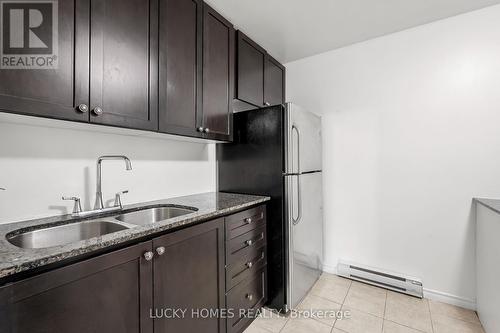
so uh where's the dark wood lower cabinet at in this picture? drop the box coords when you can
[0,206,267,333]
[226,269,267,333]
[0,241,154,333]
[153,218,225,333]
[224,206,268,333]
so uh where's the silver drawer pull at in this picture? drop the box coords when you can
[244,217,252,224]
[246,293,253,301]
[245,239,253,246]
[246,261,253,268]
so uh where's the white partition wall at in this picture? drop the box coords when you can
[476,203,500,333]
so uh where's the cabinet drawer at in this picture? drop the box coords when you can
[226,246,266,291]
[227,226,266,266]
[225,205,265,240]
[226,268,267,333]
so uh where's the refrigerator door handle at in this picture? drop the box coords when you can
[292,124,301,174]
[292,175,302,225]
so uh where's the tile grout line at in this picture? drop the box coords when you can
[384,319,430,333]
[426,299,436,333]
[277,308,290,333]
[334,279,352,330]
[341,279,353,305]
[381,290,388,333]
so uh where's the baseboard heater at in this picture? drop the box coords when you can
[337,261,423,298]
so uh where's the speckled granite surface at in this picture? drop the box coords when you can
[475,198,500,215]
[0,192,269,280]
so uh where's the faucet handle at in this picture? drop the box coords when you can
[114,190,129,209]
[62,196,83,215]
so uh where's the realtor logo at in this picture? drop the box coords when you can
[1,0,58,69]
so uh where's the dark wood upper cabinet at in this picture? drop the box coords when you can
[159,0,203,138]
[0,241,154,333]
[235,31,285,111]
[0,0,282,141]
[202,4,234,141]
[0,0,90,122]
[235,31,266,108]
[89,0,158,131]
[264,55,285,107]
[152,218,225,333]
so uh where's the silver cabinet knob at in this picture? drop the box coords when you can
[197,127,204,132]
[245,239,253,246]
[246,293,253,301]
[143,251,154,261]
[156,246,166,256]
[264,102,271,106]
[93,107,103,116]
[77,104,88,113]
[246,261,253,268]
[244,217,252,224]
[203,128,210,133]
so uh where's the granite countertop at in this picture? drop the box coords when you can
[475,198,500,214]
[0,192,270,280]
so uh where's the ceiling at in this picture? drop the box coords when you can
[205,0,500,63]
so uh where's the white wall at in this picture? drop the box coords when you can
[0,115,216,224]
[286,4,500,307]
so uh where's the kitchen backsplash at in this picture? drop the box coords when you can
[0,114,216,224]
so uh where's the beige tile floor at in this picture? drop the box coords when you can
[244,273,484,333]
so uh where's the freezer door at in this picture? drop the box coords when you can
[285,172,323,309]
[285,103,322,174]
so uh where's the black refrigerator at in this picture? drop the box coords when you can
[217,103,323,311]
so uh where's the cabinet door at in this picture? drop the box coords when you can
[89,0,158,130]
[236,31,265,107]
[153,218,225,333]
[264,55,285,107]
[202,4,234,141]
[0,241,154,333]
[159,0,203,137]
[0,0,89,122]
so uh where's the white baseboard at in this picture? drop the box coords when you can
[321,263,476,311]
[423,288,476,311]
[322,263,338,275]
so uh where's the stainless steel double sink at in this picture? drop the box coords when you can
[7,206,197,249]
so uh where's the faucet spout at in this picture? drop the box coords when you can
[94,155,132,210]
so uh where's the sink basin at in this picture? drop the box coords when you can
[7,221,129,249]
[114,206,197,226]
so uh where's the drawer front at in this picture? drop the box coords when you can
[226,268,267,333]
[226,246,266,290]
[227,226,266,266]
[225,205,266,240]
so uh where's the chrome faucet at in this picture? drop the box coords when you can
[94,155,132,210]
